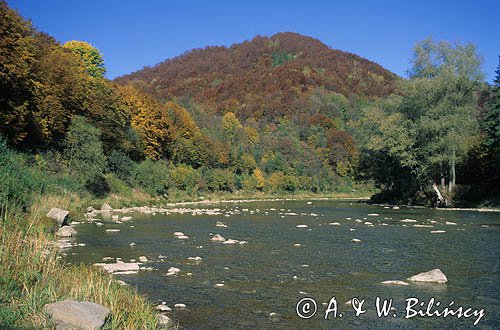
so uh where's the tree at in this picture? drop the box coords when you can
[63,116,107,182]
[63,40,106,78]
[359,39,483,204]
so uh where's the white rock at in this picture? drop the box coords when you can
[188,256,202,261]
[401,219,417,223]
[351,238,362,243]
[173,232,185,237]
[222,239,239,245]
[329,222,341,226]
[293,243,301,247]
[364,221,373,225]
[177,235,189,239]
[138,256,148,263]
[430,230,446,234]
[445,221,457,225]
[407,269,447,284]
[296,224,308,228]
[214,283,225,288]
[93,262,140,273]
[174,303,186,309]
[368,213,379,216]
[129,242,136,247]
[155,304,172,312]
[95,222,104,227]
[105,229,120,233]
[381,280,409,286]
[211,234,226,242]
[216,221,228,228]
[121,216,132,221]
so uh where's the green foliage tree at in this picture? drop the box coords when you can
[63,116,107,183]
[63,40,106,78]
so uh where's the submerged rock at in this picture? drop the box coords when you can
[157,314,175,328]
[47,208,69,227]
[216,221,228,228]
[44,300,109,330]
[407,268,447,284]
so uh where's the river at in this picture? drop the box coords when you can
[64,200,500,329]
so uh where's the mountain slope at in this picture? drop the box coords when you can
[115,32,398,120]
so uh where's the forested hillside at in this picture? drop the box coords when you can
[116,32,397,120]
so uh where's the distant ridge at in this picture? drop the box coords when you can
[116,32,398,119]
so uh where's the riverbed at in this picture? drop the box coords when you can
[64,200,500,329]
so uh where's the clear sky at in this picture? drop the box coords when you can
[7,0,499,82]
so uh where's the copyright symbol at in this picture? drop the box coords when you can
[296,297,317,319]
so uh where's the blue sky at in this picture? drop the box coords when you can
[7,0,499,81]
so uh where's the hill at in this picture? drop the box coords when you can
[115,32,398,120]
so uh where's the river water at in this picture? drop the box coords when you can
[64,200,499,329]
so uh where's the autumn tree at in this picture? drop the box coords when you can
[63,40,106,78]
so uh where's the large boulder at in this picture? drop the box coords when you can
[407,268,448,284]
[157,314,176,328]
[43,300,109,330]
[47,208,69,227]
[56,226,77,237]
[101,203,113,211]
[93,262,140,273]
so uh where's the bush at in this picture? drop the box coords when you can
[0,138,40,215]
[107,150,136,182]
[205,168,236,192]
[63,116,107,183]
[169,164,201,194]
[134,159,170,196]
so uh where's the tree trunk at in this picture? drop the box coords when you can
[431,181,447,206]
[449,149,456,193]
[440,163,445,190]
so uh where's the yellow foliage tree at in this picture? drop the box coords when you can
[253,168,265,190]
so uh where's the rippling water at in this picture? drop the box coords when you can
[64,200,500,329]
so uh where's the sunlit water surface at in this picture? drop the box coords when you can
[64,200,499,329]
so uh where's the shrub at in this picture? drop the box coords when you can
[63,116,107,183]
[134,159,169,196]
[205,168,236,192]
[169,164,201,194]
[107,150,136,182]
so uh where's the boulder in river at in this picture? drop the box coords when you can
[216,221,228,228]
[157,314,176,328]
[93,262,140,273]
[43,300,109,330]
[211,234,226,242]
[55,225,77,237]
[101,202,113,211]
[407,268,447,284]
[46,208,69,227]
